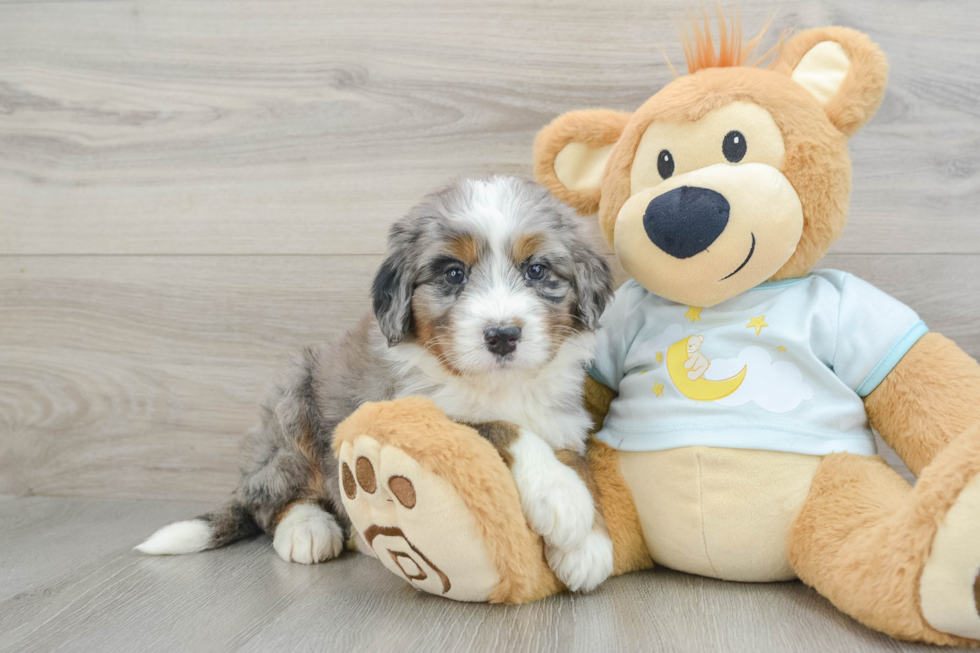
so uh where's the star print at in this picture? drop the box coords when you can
[638,370,649,376]
[652,382,664,397]
[777,346,787,352]
[746,315,769,336]
[655,352,663,363]
[685,306,703,323]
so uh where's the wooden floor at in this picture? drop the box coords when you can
[0,495,937,653]
[1,0,978,649]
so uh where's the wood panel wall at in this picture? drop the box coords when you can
[2,0,978,500]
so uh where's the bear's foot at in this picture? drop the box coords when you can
[334,398,564,604]
[919,472,980,641]
[338,431,500,601]
[791,443,980,646]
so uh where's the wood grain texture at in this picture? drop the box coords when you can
[1,0,979,255]
[0,2,977,506]
[0,253,970,499]
[0,255,375,499]
[0,496,938,653]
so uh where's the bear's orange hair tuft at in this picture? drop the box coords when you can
[679,6,781,75]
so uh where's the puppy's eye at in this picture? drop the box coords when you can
[657,150,674,179]
[723,130,747,163]
[445,267,467,285]
[525,263,547,281]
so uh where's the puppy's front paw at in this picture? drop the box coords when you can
[547,530,614,592]
[272,503,344,564]
[515,461,595,551]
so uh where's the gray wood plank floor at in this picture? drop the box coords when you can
[0,495,935,653]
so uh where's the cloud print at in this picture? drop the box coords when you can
[708,346,814,413]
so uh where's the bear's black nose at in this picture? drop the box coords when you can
[642,186,730,259]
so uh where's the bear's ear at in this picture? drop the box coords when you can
[534,109,632,215]
[775,27,888,138]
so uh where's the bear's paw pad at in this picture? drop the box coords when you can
[338,435,501,602]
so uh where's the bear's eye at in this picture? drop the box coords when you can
[723,130,747,163]
[657,149,674,179]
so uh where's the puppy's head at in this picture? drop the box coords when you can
[373,176,613,376]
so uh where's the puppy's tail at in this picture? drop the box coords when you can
[135,500,260,556]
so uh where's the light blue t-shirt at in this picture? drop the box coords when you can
[589,270,928,456]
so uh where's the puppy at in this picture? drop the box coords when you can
[137,175,615,591]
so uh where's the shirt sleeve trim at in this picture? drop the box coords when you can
[855,321,929,397]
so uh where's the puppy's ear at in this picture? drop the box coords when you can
[534,110,632,215]
[775,27,888,138]
[572,245,614,331]
[372,246,415,346]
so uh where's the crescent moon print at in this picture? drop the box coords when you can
[666,338,746,401]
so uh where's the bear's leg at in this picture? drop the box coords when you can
[333,397,564,604]
[582,376,655,577]
[788,428,980,646]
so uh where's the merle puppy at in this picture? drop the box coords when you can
[138,175,616,591]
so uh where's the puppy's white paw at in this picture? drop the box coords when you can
[516,460,595,551]
[547,530,614,593]
[272,504,344,565]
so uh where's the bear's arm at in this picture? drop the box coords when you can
[584,375,616,434]
[864,332,980,476]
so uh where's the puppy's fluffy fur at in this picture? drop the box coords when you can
[137,176,615,591]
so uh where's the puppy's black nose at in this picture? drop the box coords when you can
[484,326,521,356]
[643,186,730,259]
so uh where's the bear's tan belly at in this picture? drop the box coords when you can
[617,446,822,582]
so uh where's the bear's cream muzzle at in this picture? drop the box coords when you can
[614,162,804,307]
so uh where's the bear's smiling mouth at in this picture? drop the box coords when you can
[719,233,756,281]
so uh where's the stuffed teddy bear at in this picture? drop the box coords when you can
[334,19,980,646]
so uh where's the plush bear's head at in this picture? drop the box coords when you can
[687,335,704,354]
[534,19,888,307]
